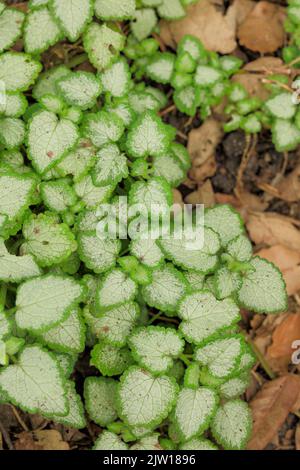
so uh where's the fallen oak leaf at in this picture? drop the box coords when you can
[187,118,223,183]
[281,265,300,296]
[189,157,217,182]
[185,180,216,207]
[246,212,300,252]
[256,246,300,296]
[243,56,286,73]
[214,191,267,221]
[14,430,70,451]
[159,0,238,54]
[187,119,223,165]
[276,164,300,203]
[247,375,300,450]
[226,0,256,28]
[267,314,300,370]
[232,57,285,100]
[256,245,300,272]
[237,1,286,53]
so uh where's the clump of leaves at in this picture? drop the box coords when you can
[130,32,300,152]
[0,0,288,452]
[282,0,300,68]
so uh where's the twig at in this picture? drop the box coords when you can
[251,369,264,387]
[148,311,163,325]
[234,133,253,198]
[256,182,280,198]
[148,312,179,325]
[288,56,300,68]
[159,104,176,117]
[293,293,300,306]
[10,405,29,432]
[280,151,289,177]
[0,421,14,450]
[176,130,188,141]
[261,78,294,94]
[248,338,276,380]
[152,32,166,52]
[184,116,194,129]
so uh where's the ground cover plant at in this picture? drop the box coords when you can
[0,0,297,451]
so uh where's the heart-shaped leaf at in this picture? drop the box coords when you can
[0,345,68,417]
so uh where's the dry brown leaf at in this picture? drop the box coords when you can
[276,164,300,203]
[188,118,223,165]
[232,73,270,100]
[188,119,222,183]
[282,266,300,296]
[14,430,70,451]
[243,56,286,73]
[226,0,256,27]
[256,245,300,296]
[185,180,216,206]
[159,0,238,54]
[253,334,272,358]
[237,1,285,53]
[214,191,267,222]
[172,188,184,206]
[11,2,28,13]
[256,245,300,272]
[246,212,300,251]
[232,57,285,100]
[247,375,300,450]
[172,189,184,215]
[189,157,217,182]
[267,314,300,365]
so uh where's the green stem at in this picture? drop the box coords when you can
[119,248,130,257]
[66,53,88,69]
[10,238,24,255]
[5,307,17,316]
[0,284,7,310]
[148,311,163,325]
[179,353,191,367]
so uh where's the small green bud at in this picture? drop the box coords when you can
[223,114,242,133]
[237,97,262,115]
[130,264,152,286]
[175,51,196,74]
[107,421,125,434]
[118,256,139,273]
[160,438,177,450]
[5,336,25,356]
[171,71,193,89]
[140,38,159,56]
[240,113,262,134]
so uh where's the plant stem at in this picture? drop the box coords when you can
[66,53,88,69]
[148,311,163,325]
[288,56,300,67]
[179,353,191,367]
[5,307,17,316]
[0,285,7,309]
[248,338,276,380]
